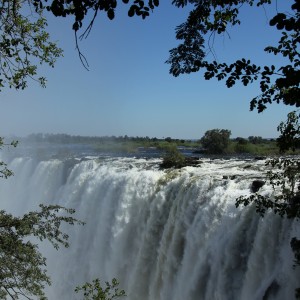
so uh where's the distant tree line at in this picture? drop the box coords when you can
[198,130,281,155]
[17,131,296,157]
[21,133,190,145]
[21,133,275,145]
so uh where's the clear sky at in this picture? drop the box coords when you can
[0,1,294,139]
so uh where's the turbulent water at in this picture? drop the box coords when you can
[1,153,300,300]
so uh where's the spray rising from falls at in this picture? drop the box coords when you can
[0,155,299,300]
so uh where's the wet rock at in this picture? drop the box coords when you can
[160,156,200,170]
[184,156,200,167]
[243,165,252,169]
[251,180,265,193]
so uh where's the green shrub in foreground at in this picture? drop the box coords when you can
[160,146,186,169]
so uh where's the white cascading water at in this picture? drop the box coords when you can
[0,154,299,300]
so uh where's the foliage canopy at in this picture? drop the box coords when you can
[0,204,84,299]
[28,0,299,113]
[75,278,125,300]
[200,129,231,154]
[0,139,84,299]
[167,0,300,114]
[0,0,63,90]
[160,144,186,169]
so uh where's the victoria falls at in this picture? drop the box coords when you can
[0,138,299,300]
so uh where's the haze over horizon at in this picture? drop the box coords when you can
[0,1,294,140]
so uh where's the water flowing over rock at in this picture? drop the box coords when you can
[0,155,299,300]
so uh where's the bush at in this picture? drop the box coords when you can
[200,129,231,154]
[75,278,125,300]
[160,145,186,169]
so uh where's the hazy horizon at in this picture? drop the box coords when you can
[5,132,278,141]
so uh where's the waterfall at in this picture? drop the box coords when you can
[0,155,299,300]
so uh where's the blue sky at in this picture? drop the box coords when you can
[0,1,294,139]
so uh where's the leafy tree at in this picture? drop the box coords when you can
[166,0,300,147]
[235,137,248,145]
[0,205,84,299]
[0,138,18,179]
[234,137,251,153]
[75,278,125,300]
[164,137,173,143]
[236,158,300,218]
[0,139,84,299]
[248,136,263,144]
[236,112,300,222]
[200,129,231,154]
[0,0,63,90]
[160,144,186,169]
[277,111,300,152]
